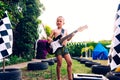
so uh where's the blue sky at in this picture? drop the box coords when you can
[40,0,120,42]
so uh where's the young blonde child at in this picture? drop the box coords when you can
[48,16,73,80]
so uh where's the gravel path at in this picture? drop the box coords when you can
[0,59,42,69]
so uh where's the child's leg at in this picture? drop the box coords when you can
[56,55,62,80]
[64,54,72,80]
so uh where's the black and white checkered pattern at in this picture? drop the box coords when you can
[0,11,13,59]
[108,4,120,70]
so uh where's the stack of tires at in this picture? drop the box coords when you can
[0,68,22,80]
[92,65,110,75]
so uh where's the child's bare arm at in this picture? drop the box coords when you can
[47,30,54,43]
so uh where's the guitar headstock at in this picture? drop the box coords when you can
[77,25,88,32]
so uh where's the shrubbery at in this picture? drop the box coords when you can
[67,40,111,57]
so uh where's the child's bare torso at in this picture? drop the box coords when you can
[53,28,66,38]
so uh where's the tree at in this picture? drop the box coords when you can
[0,1,7,18]
[0,0,44,60]
[13,0,44,60]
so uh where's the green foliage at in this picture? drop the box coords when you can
[67,40,111,57]
[67,42,83,57]
[44,25,52,37]
[9,55,27,64]
[12,0,44,60]
[0,1,8,18]
[0,0,44,61]
[1,0,24,28]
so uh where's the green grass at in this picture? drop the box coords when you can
[22,58,108,80]
[72,59,91,74]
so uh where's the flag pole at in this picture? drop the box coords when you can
[2,58,5,72]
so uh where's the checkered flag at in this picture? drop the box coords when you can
[108,4,120,70]
[0,11,13,59]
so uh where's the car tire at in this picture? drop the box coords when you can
[41,59,55,65]
[27,62,48,70]
[80,59,89,64]
[48,59,55,66]
[92,65,110,75]
[0,68,22,80]
[85,61,101,67]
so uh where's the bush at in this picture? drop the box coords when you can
[67,41,111,57]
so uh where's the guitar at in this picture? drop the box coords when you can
[48,25,88,54]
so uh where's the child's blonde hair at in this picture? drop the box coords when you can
[57,16,65,24]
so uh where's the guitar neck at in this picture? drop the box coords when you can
[59,30,78,44]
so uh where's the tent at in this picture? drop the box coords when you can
[92,43,108,60]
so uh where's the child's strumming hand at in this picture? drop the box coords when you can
[47,37,53,43]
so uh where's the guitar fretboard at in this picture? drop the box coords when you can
[59,30,78,44]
